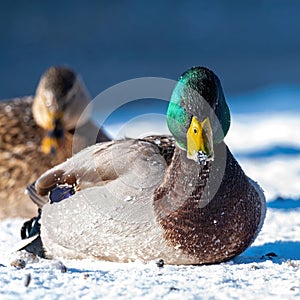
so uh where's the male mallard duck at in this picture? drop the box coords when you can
[24,66,266,264]
[0,66,110,219]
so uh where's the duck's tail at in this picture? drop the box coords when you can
[26,182,49,209]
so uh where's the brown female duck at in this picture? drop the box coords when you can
[0,66,110,219]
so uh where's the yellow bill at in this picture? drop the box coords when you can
[41,111,64,154]
[186,116,214,163]
[41,136,59,154]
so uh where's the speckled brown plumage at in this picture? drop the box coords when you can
[0,97,59,218]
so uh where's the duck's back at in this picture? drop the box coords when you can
[39,140,170,261]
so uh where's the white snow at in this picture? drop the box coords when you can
[1,87,300,299]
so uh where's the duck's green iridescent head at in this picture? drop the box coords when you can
[167,66,231,162]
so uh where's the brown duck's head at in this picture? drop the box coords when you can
[32,66,91,154]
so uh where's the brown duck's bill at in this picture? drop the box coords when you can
[186,116,214,163]
[41,112,65,154]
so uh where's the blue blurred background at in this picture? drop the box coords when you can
[1,0,300,100]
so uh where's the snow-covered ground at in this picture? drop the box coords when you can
[1,87,300,299]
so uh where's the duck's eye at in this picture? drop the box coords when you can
[193,128,198,134]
